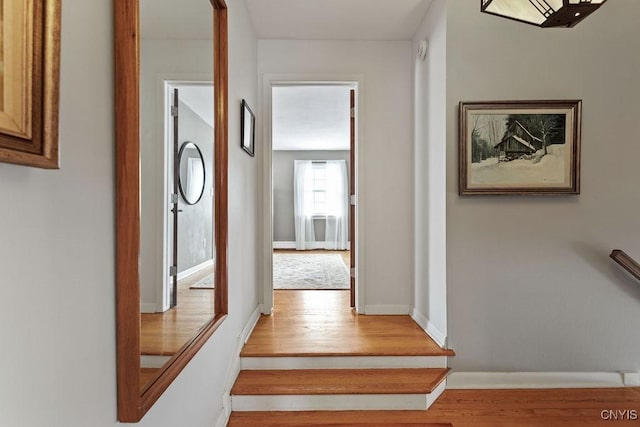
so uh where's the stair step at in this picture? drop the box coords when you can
[228,411,453,426]
[231,368,449,411]
[241,355,448,370]
[232,368,449,396]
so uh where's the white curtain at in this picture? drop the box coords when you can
[294,159,348,250]
[293,160,316,250]
[324,160,349,250]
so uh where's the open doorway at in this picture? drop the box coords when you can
[162,81,215,312]
[269,84,357,307]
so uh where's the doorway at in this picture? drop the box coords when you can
[261,79,363,314]
[162,81,215,312]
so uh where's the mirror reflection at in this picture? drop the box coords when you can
[138,0,215,392]
[178,142,206,205]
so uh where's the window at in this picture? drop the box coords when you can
[308,162,328,215]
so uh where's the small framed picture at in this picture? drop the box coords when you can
[459,100,582,195]
[241,99,255,157]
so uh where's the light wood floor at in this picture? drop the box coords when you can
[229,387,640,426]
[140,264,215,356]
[241,290,453,357]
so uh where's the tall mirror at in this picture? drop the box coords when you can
[115,0,228,422]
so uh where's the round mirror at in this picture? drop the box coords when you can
[178,142,206,205]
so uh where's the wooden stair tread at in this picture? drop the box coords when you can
[231,368,449,396]
[228,411,452,426]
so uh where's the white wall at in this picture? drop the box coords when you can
[0,0,259,425]
[412,0,448,345]
[176,101,214,273]
[446,0,640,372]
[259,40,414,310]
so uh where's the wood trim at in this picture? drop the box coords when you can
[115,0,140,421]
[214,3,229,318]
[115,0,228,421]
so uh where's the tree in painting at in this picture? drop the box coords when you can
[470,114,504,163]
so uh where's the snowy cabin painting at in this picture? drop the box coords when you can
[459,100,582,195]
[494,120,542,161]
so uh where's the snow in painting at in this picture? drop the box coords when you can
[468,112,568,188]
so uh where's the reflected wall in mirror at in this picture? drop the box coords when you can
[179,142,207,205]
[115,0,228,422]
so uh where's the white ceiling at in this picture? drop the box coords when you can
[245,0,433,40]
[273,86,351,151]
[141,0,434,41]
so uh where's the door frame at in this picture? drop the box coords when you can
[259,74,366,314]
[158,76,213,312]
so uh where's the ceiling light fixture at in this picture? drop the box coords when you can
[481,0,607,28]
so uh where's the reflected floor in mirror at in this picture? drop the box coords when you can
[140,264,215,357]
[140,265,215,391]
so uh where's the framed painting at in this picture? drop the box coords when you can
[0,0,61,169]
[241,99,255,157]
[459,100,582,195]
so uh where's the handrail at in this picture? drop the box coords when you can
[610,249,640,282]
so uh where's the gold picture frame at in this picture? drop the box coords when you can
[459,100,582,195]
[0,0,60,169]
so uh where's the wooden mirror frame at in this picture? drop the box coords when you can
[114,0,228,422]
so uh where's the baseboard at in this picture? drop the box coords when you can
[177,259,214,281]
[273,241,350,250]
[365,304,411,315]
[411,308,447,348]
[215,304,262,426]
[214,403,229,427]
[273,241,296,249]
[260,303,273,316]
[447,372,630,389]
[215,398,231,427]
[622,371,640,386]
[140,302,157,314]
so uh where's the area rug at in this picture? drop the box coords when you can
[273,253,349,290]
[189,274,214,290]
